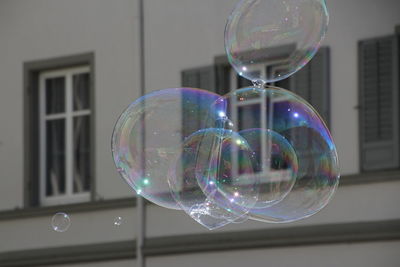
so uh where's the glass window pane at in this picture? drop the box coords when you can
[238,104,261,130]
[73,73,90,111]
[46,119,66,196]
[73,115,91,193]
[46,77,65,114]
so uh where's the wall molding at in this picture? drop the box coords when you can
[339,170,400,186]
[0,241,136,267]
[0,197,136,221]
[1,219,399,266]
[0,170,399,221]
[143,219,400,257]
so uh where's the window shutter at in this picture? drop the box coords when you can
[359,36,399,171]
[290,47,330,126]
[181,66,216,92]
[181,66,217,138]
[215,64,231,95]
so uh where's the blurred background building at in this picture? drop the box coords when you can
[0,0,400,266]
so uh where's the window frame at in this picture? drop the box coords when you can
[24,52,95,208]
[39,66,92,206]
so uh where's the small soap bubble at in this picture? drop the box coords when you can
[114,216,123,226]
[52,212,71,232]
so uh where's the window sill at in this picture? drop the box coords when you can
[340,169,400,186]
[0,197,136,221]
[0,170,399,222]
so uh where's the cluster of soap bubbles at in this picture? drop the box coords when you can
[112,0,339,230]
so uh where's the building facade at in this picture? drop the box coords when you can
[0,0,400,266]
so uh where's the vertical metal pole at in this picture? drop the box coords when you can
[137,0,146,267]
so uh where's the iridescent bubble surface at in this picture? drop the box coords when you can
[52,212,71,232]
[204,86,339,222]
[114,216,123,226]
[168,128,258,230]
[225,0,328,83]
[239,129,298,208]
[112,88,220,209]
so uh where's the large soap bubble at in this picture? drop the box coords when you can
[204,86,339,222]
[168,128,258,229]
[112,88,220,209]
[225,0,328,83]
[239,128,298,208]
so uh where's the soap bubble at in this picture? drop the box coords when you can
[52,212,71,232]
[112,88,220,209]
[239,128,298,208]
[204,86,339,222]
[168,128,258,229]
[114,216,123,226]
[225,0,328,83]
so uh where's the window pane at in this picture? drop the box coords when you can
[238,104,262,172]
[238,104,261,130]
[73,115,91,193]
[46,77,65,114]
[46,119,66,196]
[73,73,90,111]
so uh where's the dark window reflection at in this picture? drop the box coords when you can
[46,119,66,196]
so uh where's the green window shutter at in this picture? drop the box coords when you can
[290,47,330,126]
[359,36,399,171]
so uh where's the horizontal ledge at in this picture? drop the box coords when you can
[0,197,136,221]
[340,170,400,186]
[1,219,399,266]
[144,219,400,257]
[0,240,136,267]
[0,170,399,221]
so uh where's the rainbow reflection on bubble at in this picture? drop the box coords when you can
[239,128,298,208]
[168,128,259,230]
[112,88,220,210]
[204,86,339,222]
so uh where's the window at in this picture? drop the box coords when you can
[24,53,95,207]
[39,67,92,206]
[359,34,399,171]
[226,48,331,126]
[181,48,330,187]
[182,47,330,126]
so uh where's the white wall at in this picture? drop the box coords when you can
[0,0,399,266]
[0,0,141,211]
[0,207,137,252]
[143,0,400,175]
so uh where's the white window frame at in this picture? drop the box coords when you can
[228,60,294,185]
[39,66,91,206]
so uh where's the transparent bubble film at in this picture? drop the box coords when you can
[112,86,339,228]
[52,212,71,232]
[112,88,220,210]
[168,128,258,229]
[225,0,329,83]
[204,86,339,222]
